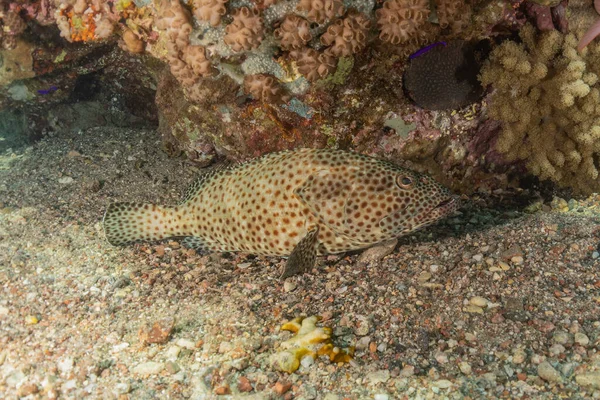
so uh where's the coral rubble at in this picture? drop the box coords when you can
[480,24,600,193]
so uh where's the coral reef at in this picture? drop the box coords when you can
[479,24,600,193]
[244,73,289,103]
[290,48,337,81]
[0,8,27,50]
[193,0,228,27]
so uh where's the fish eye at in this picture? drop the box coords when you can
[396,175,413,189]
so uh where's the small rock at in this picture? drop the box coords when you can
[25,315,38,325]
[214,384,231,395]
[356,336,371,350]
[354,315,371,336]
[283,280,297,292]
[132,362,164,376]
[176,338,196,350]
[165,361,180,374]
[323,394,340,400]
[300,355,314,368]
[366,370,390,385]
[218,341,233,354]
[114,382,131,395]
[459,362,472,375]
[399,365,415,377]
[165,345,181,360]
[238,376,253,392]
[17,383,39,396]
[369,342,377,353]
[549,344,565,356]
[511,256,524,264]
[0,306,8,316]
[434,379,453,389]
[418,271,432,284]
[575,332,590,346]
[464,305,484,314]
[469,296,488,307]
[472,254,484,262]
[58,177,74,184]
[358,239,397,263]
[537,361,563,383]
[552,330,572,345]
[274,381,292,395]
[374,394,389,400]
[138,318,174,345]
[501,245,523,260]
[434,351,448,364]
[576,372,600,389]
[513,348,527,364]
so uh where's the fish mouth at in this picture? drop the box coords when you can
[435,197,457,209]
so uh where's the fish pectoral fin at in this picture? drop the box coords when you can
[181,236,209,253]
[280,226,320,280]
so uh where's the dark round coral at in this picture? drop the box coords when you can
[403,40,486,111]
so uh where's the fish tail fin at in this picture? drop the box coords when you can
[103,202,180,246]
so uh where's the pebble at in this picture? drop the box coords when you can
[132,362,164,376]
[25,315,39,325]
[434,351,448,364]
[575,372,600,389]
[469,296,488,307]
[0,306,8,316]
[165,361,180,374]
[17,383,39,396]
[511,256,524,264]
[537,361,563,383]
[472,254,484,262]
[357,239,397,263]
[300,355,315,368]
[418,271,432,284]
[323,394,340,400]
[399,365,415,377]
[593,251,599,259]
[114,383,131,395]
[356,336,371,350]
[354,315,371,336]
[283,280,297,292]
[176,338,196,350]
[552,330,572,345]
[575,332,590,346]
[512,348,527,364]
[366,370,390,385]
[549,344,565,356]
[374,394,389,400]
[238,376,253,392]
[459,362,472,375]
[165,345,181,360]
[58,177,74,184]
[138,318,174,345]
[433,379,453,389]
[464,305,484,314]
[274,381,292,395]
[219,341,233,353]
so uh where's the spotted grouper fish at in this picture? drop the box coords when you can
[103,148,459,278]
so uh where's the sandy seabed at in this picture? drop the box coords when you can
[1,126,600,399]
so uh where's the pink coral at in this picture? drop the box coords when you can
[243,74,289,103]
[274,15,312,51]
[376,0,429,45]
[290,48,337,81]
[296,0,344,24]
[193,0,228,27]
[182,45,214,77]
[224,7,264,52]
[320,12,371,57]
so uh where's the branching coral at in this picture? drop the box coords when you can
[479,24,600,193]
[290,48,338,81]
[244,73,290,103]
[0,9,27,50]
[224,7,264,52]
[193,0,228,27]
[376,0,430,45]
[296,0,344,24]
[274,15,312,51]
[320,11,371,57]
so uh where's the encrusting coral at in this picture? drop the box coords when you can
[435,0,472,35]
[224,6,264,52]
[479,24,600,193]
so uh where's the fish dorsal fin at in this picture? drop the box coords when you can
[179,163,233,204]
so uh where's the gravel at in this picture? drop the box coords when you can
[1,126,600,398]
